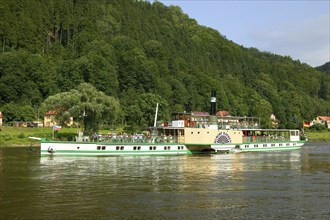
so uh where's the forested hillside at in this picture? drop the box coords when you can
[316,62,330,74]
[0,0,329,129]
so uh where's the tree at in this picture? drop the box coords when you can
[41,83,120,134]
[252,99,273,129]
[0,0,329,130]
[1,102,35,122]
[123,92,169,131]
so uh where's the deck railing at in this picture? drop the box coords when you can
[82,134,179,144]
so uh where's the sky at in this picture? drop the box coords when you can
[155,0,330,67]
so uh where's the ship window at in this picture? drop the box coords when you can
[245,145,249,148]
[271,144,275,147]
[279,143,283,146]
[153,146,156,150]
[102,146,106,150]
[116,146,120,150]
[133,146,137,150]
[77,146,80,149]
[191,132,193,134]
[150,146,153,150]
[97,146,101,150]
[293,143,296,146]
[207,132,209,134]
[254,144,258,148]
[120,146,124,150]
[168,146,170,150]
[263,144,267,147]
[290,131,295,136]
[138,146,141,150]
[178,146,180,150]
[286,143,290,146]
[164,146,167,150]
[197,132,200,134]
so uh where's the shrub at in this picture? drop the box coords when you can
[309,123,327,131]
[17,133,25,139]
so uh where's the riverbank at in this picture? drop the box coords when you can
[305,131,330,142]
[0,126,329,147]
[0,127,84,147]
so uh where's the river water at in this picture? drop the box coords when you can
[0,142,329,219]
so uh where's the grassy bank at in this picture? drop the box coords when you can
[305,131,330,142]
[0,126,124,147]
[0,127,329,147]
[0,126,77,146]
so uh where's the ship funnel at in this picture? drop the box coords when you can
[210,90,216,116]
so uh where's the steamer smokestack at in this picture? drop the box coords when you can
[210,90,216,116]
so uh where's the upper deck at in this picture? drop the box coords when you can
[170,112,260,130]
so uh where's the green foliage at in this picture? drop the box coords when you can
[309,123,328,132]
[0,0,329,130]
[1,103,35,122]
[17,133,25,139]
[252,99,273,128]
[41,83,120,134]
[122,92,169,129]
[315,62,330,74]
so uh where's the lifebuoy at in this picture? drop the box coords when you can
[163,122,169,127]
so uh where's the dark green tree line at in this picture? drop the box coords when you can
[0,0,329,129]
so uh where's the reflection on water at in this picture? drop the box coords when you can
[1,142,329,219]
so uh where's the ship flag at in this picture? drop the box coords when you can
[53,125,62,130]
[303,121,310,127]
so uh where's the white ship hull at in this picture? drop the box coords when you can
[41,141,190,156]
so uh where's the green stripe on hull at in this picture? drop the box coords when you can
[41,141,182,146]
[240,146,301,152]
[41,150,192,156]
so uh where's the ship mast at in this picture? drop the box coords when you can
[153,103,159,128]
[151,103,159,143]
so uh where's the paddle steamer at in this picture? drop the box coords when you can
[31,91,306,156]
